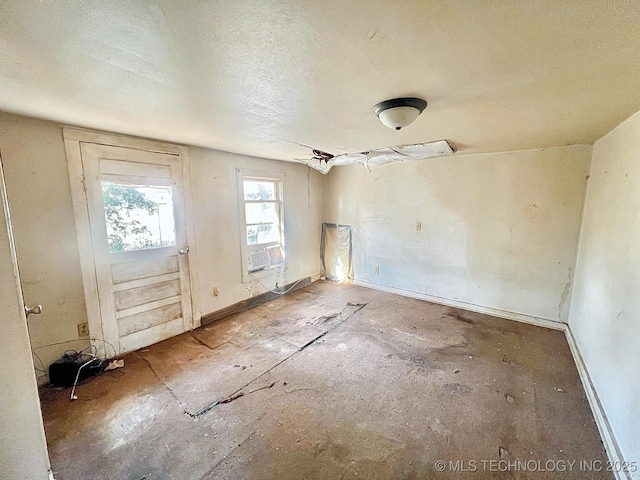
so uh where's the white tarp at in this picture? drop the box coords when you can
[320,223,354,283]
[298,140,454,174]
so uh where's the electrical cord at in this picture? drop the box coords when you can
[31,350,47,376]
[25,318,73,378]
[26,316,47,375]
[248,272,308,295]
[29,337,118,398]
[32,338,90,350]
[68,344,103,401]
[27,316,118,395]
[33,337,116,359]
[70,355,97,401]
[90,337,118,359]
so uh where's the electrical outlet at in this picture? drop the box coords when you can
[373,265,380,274]
[416,221,422,231]
[213,287,219,297]
[77,322,89,337]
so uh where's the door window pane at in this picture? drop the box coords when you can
[243,180,276,201]
[102,182,176,253]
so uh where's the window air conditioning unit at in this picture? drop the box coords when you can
[248,245,282,272]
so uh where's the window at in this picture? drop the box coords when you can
[243,179,281,246]
[238,170,284,280]
[101,182,176,253]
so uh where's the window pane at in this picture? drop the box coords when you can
[102,182,176,253]
[245,202,279,225]
[243,180,276,201]
[247,224,280,245]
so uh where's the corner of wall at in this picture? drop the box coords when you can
[566,109,640,479]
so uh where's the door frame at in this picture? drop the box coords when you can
[63,128,201,357]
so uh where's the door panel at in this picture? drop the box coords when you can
[114,279,181,310]
[79,143,193,354]
[112,271,180,292]
[118,317,185,354]
[99,159,173,178]
[118,302,182,337]
[112,256,179,283]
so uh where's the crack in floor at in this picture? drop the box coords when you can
[189,331,217,351]
[191,301,368,417]
[137,353,188,413]
[136,301,368,419]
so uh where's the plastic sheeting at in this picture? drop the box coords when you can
[297,140,454,174]
[320,223,354,283]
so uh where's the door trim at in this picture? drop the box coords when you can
[63,128,201,358]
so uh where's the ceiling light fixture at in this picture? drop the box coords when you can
[373,97,428,130]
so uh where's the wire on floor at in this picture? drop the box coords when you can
[69,344,100,401]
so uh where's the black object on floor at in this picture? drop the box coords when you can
[49,352,103,388]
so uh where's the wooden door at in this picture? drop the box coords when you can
[0,151,52,479]
[80,143,193,355]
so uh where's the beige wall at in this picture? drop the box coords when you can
[324,145,592,323]
[0,158,51,479]
[0,112,90,380]
[189,147,324,316]
[3,108,640,473]
[569,110,640,473]
[0,112,324,381]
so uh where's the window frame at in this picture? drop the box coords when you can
[100,180,178,254]
[237,169,285,283]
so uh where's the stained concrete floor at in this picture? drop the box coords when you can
[40,281,610,479]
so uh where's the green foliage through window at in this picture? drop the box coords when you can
[243,180,280,246]
[102,183,176,253]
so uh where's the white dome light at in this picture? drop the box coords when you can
[373,97,428,130]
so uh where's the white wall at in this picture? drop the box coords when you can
[189,147,324,315]
[0,158,51,480]
[0,112,90,380]
[569,110,640,475]
[2,108,639,475]
[325,145,591,323]
[0,111,324,380]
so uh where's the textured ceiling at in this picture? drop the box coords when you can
[1,1,640,161]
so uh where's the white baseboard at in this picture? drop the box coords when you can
[353,279,565,330]
[353,278,630,479]
[564,326,631,480]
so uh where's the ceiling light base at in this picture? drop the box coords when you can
[373,97,428,130]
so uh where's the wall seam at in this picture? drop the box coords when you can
[563,144,594,325]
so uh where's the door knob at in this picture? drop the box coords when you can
[179,246,190,255]
[25,304,42,317]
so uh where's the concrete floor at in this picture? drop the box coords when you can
[40,281,610,479]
